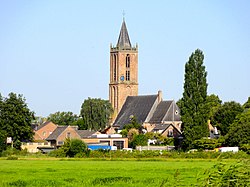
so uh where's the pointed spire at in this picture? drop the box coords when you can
[117,19,132,49]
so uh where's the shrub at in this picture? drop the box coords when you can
[240,144,250,154]
[6,156,18,160]
[193,138,222,150]
[200,160,250,186]
[49,139,88,158]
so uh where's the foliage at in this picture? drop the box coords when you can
[200,160,250,187]
[80,98,113,131]
[240,144,250,154]
[224,109,250,146]
[121,116,141,137]
[203,94,222,121]
[243,96,250,109]
[145,132,174,145]
[123,116,141,131]
[180,49,209,150]
[1,147,29,157]
[72,117,87,130]
[193,138,222,150]
[0,92,34,149]
[0,130,7,153]
[130,134,148,148]
[127,128,139,142]
[47,111,78,126]
[212,101,243,135]
[59,138,88,157]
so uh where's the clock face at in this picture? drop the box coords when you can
[120,75,125,81]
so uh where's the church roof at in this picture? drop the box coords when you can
[149,101,172,123]
[113,95,158,129]
[116,20,132,49]
[149,100,181,123]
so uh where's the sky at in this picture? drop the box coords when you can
[1,1,250,117]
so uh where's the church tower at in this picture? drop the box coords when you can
[109,19,138,116]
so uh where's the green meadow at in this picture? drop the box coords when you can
[0,159,237,187]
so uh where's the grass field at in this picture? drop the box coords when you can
[0,158,237,187]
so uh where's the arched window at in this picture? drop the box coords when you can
[126,54,130,68]
[113,55,117,81]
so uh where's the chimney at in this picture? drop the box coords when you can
[158,90,163,103]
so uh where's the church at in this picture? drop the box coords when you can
[108,19,182,138]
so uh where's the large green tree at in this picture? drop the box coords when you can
[180,49,209,150]
[243,97,250,110]
[0,93,34,149]
[80,98,113,131]
[225,109,250,146]
[47,111,78,126]
[212,101,243,135]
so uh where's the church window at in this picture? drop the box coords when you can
[113,55,117,81]
[126,70,130,81]
[126,54,130,68]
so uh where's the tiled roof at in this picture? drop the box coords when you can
[46,126,67,140]
[152,124,171,131]
[36,121,53,131]
[149,101,173,123]
[116,20,131,49]
[77,130,96,138]
[113,95,158,129]
[162,101,181,122]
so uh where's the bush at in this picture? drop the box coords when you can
[200,160,250,186]
[240,144,250,154]
[193,138,222,150]
[49,139,88,158]
[6,156,18,160]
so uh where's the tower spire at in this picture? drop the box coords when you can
[116,18,131,49]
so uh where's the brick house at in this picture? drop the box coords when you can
[33,121,57,140]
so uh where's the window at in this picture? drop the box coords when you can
[126,54,130,68]
[168,129,173,137]
[58,141,64,145]
[126,70,130,81]
[66,132,71,138]
[42,131,46,137]
[113,55,117,81]
[113,141,124,149]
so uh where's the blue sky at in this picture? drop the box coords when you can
[1,1,250,117]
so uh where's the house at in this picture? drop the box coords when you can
[46,126,81,147]
[33,121,57,141]
[113,90,182,138]
[45,126,129,149]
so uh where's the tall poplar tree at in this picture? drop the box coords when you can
[180,49,209,149]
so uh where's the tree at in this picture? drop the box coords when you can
[212,101,243,135]
[61,138,88,157]
[180,49,209,150]
[203,94,222,121]
[0,93,34,149]
[224,109,250,147]
[130,134,148,148]
[47,111,78,126]
[80,98,113,131]
[243,97,250,110]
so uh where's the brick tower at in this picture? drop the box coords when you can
[109,19,138,116]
